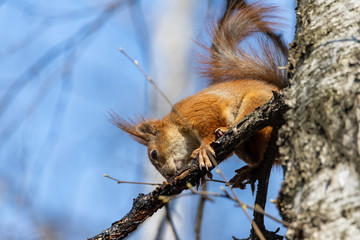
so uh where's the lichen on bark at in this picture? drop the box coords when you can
[278,0,360,239]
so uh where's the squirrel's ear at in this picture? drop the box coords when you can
[107,110,157,146]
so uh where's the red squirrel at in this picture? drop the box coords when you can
[110,3,288,183]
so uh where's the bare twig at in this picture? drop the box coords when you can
[155,212,167,240]
[104,174,160,186]
[118,47,174,109]
[195,183,208,240]
[213,168,266,240]
[187,182,291,229]
[165,205,180,240]
[207,178,226,184]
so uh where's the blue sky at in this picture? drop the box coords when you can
[0,0,295,239]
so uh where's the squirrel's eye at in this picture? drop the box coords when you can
[151,150,158,160]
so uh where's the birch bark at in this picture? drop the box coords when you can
[278,0,360,239]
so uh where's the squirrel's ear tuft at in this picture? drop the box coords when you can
[137,121,158,137]
[107,110,157,146]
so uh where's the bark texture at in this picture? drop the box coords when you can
[278,0,360,239]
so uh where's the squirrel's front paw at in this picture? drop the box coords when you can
[190,143,215,170]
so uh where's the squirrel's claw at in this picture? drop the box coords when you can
[229,165,257,194]
[215,127,229,139]
[191,143,215,170]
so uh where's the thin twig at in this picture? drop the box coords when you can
[155,211,168,240]
[210,160,266,240]
[207,178,227,184]
[195,183,208,240]
[118,47,174,108]
[165,205,180,240]
[187,184,291,228]
[104,174,160,186]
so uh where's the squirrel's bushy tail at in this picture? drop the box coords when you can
[201,2,288,88]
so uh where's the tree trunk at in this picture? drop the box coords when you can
[278,0,360,239]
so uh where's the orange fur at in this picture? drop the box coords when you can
[111,2,288,180]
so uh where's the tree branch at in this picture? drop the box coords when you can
[88,91,289,240]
